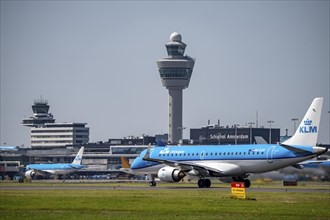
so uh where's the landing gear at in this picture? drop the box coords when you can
[243,179,251,188]
[149,180,156,187]
[198,178,211,188]
[232,176,251,188]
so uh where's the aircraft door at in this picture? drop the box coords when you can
[267,146,276,163]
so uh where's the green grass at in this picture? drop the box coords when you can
[1,182,329,220]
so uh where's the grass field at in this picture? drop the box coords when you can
[1,181,329,220]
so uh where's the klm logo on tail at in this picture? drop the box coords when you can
[299,119,317,133]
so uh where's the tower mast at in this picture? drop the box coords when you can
[157,33,195,144]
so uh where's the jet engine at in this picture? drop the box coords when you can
[25,170,35,179]
[157,166,186,182]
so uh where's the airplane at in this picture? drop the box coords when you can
[0,146,18,151]
[130,97,328,188]
[25,147,85,179]
[294,158,330,175]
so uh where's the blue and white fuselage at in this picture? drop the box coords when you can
[131,144,325,176]
[25,147,85,179]
[26,163,84,175]
[130,98,327,187]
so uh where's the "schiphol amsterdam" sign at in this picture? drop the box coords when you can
[209,134,249,140]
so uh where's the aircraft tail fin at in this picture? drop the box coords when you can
[120,157,130,168]
[282,97,323,147]
[72,147,84,165]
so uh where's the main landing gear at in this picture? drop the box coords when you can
[198,178,211,188]
[232,176,251,188]
[149,180,156,187]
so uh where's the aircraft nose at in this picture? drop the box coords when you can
[313,146,328,156]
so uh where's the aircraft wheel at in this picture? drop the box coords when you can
[198,179,205,188]
[205,179,211,188]
[244,179,251,188]
[149,181,156,187]
[198,179,211,188]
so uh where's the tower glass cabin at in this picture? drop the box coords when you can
[22,97,55,127]
[157,32,195,144]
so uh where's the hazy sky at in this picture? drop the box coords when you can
[1,1,329,147]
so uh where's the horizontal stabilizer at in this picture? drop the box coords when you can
[280,144,312,154]
[69,164,83,169]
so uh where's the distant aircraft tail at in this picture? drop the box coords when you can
[282,97,323,147]
[72,147,84,165]
[120,157,130,168]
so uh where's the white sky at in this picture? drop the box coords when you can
[1,1,329,147]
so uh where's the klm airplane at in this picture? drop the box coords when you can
[130,98,327,188]
[25,147,84,179]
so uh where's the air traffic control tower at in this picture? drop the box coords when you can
[22,97,55,127]
[157,32,195,144]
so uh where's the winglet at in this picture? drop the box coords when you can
[143,145,152,161]
[156,139,166,147]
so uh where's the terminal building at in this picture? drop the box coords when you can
[30,123,89,149]
[190,125,280,145]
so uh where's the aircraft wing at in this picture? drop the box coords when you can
[143,147,223,176]
[294,159,330,169]
[28,168,52,176]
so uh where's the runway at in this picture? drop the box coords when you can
[1,184,329,193]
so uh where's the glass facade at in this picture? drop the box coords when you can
[159,68,192,79]
[166,45,185,56]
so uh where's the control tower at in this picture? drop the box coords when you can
[22,97,55,127]
[157,32,195,144]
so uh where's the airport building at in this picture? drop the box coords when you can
[22,98,89,149]
[30,123,89,149]
[190,125,281,145]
